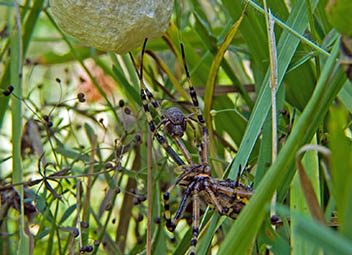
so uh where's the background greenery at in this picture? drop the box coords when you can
[0,0,351,254]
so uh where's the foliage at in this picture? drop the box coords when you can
[0,0,351,255]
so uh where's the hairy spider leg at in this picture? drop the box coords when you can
[203,179,226,215]
[138,38,185,166]
[180,43,209,165]
[173,136,194,164]
[163,181,196,232]
[190,185,200,255]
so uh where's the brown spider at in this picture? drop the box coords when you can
[137,39,252,255]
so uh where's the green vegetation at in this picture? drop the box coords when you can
[0,1,351,255]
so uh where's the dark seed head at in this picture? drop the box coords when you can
[271,215,280,225]
[118,99,125,107]
[56,78,61,83]
[73,228,79,238]
[80,221,89,228]
[124,107,131,115]
[85,245,93,252]
[77,92,86,103]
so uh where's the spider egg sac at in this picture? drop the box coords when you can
[50,0,173,53]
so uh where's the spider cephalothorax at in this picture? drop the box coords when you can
[163,107,187,137]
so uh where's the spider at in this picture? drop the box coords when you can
[137,39,252,254]
[163,164,252,254]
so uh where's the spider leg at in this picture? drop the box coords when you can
[180,43,209,165]
[138,39,164,126]
[180,44,205,125]
[155,133,185,165]
[172,165,195,186]
[185,118,205,162]
[140,88,158,133]
[144,87,163,117]
[174,136,194,164]
[163,181,195,232]
[213,182,252,199]
[196,142,205,165]
[190,183,200,255]
[154,118,169,133]
[204,180,227,215]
